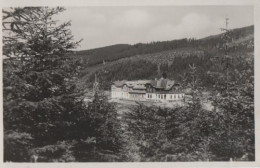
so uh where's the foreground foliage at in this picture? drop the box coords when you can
[3,7,123,162]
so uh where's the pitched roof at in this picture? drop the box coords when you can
[129,90,146,94]
[165,80,175,90]
[147,78,175,90]
[125,80,151,89]
[113,80,127,87]
[112,78,178,90]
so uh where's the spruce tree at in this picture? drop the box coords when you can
[78,93,124,161]
[3,7,85,162]
[208,18,255,161]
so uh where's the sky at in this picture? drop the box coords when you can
[55,6,254,50]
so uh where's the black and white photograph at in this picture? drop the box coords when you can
[1,0,259,166]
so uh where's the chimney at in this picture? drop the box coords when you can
[157,64,161,77]
[162,72,167,79]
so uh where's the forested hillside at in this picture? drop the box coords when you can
[72,25,253,67]
[79,25,253,90]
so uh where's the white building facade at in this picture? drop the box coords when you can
[111,78,184,102]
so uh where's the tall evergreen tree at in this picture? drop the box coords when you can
[208,19,255,161]
[77,93,124,161]
[3,7,85,162]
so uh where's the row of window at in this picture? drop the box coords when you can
[147,94,184,99]
[130,94,144,98]
[112,91,184,100]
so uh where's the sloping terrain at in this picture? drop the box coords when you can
[79,47,204,83]
[74,25,253,66]
[77,25,254,89]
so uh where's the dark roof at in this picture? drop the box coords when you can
[113,80,127,87]
[112,78,179,90]
[129,90,146,94]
